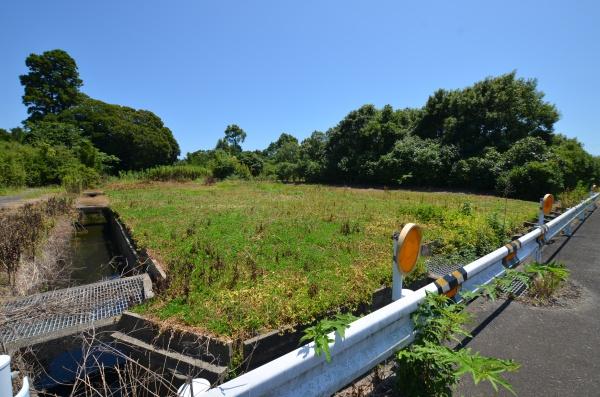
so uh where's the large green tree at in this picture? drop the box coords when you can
[20,49,83,121]
[323,105,415,182]
[224,124,246,153]
[414,72,559,156]
[59,96,180,170]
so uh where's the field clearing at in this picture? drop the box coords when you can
[107,181,538,338]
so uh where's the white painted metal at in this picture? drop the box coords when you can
[536,197,544,262]
[178,378,211,396]
[0,355,30,397]
[0,355,12,397]
[15,377,30,397]
[391,236,403,300]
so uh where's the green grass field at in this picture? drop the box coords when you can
[107,180,538,339]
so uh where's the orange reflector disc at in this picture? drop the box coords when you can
[543,194,554,215]
[396,223,423,275]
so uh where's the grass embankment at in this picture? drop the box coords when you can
[0,186,62,199]
[107,181,538,338]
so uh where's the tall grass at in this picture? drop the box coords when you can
[108,181,538,338]
[558,182,591,208]
[118,165,209,182]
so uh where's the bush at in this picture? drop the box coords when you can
[275,162,298,182]
[238,151,264,177]
[211,151,239,179]
[498,161,564,200]
[450,148,503,190]
[143,165,209,182]
[0,142,29,187]
[61,164,100,193]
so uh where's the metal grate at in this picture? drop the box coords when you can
[497,273,528,297]
[0,275,147,344]
[426,259,465,279]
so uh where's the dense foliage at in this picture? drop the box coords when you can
[183,72,599,200]
[0,49,180,191]
[19,49,83,122]
[3,50,599,200]
[59,96,180,170]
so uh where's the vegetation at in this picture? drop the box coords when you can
[58,96,180,171]
[183,72,599,200]
[19,49,83,122]
[462,261,570,304]
[524,262,570,302]
[299,313,357,362]
[4,49,599,200]
[395,293,520,396]
[119,164,210,182]
[109,180,537,337]
[0,196,72,286]
[0,49,179,192]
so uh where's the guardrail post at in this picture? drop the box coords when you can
[536,197,544,262]
[0,355,12,397]
[392,232,403,300]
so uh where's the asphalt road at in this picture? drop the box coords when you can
[456,208,600,396]
[0,192,25,207]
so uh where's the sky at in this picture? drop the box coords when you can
[1,1,599,156]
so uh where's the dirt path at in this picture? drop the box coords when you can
[0,189,56,210]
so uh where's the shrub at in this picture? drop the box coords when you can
[60,164,100,193]
[498,161,564,200]
[558,181,591,208]
[395,293,519,396]
[238,151,264,177]
[524,262,570,301]
[211,150,240,179]
[143,165,209,182]
[275,162,298,182]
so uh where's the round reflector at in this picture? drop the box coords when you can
[542,193,554,215]
[396,223,422,274]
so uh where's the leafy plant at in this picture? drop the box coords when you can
[395,293,519,396]
[494,268,531,296]
[461,281,500,302]
[524,261,570,300]
[300,313,357,362]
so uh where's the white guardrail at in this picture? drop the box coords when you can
[196,192,599,397]
[2,193,597,397]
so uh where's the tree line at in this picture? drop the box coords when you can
[1,49,179,191]
[185,72,599,200]
[1,49,598,200]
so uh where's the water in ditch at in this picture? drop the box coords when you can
[69,210,125,285]
[35,210,131,395]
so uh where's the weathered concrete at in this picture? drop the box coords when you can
[117,312,233,367]
[456,209,600,396]
[241,286,397,370]
[108,210,168,284]
[111,331,228,384]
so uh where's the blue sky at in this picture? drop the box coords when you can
[1,1,599,156]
